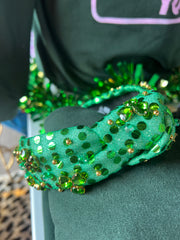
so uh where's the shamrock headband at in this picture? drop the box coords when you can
[14,85,177,194]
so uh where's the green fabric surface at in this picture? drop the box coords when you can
[44,102,180,240]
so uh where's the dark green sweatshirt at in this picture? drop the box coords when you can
[0,0,180,120]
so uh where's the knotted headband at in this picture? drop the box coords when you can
[14,85,177,194]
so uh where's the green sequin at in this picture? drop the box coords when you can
[81,142,90,149]
[78,132,87,140]
[40,157,47,163]
[159,123,166,133]
[94,164,102,170]
[46,132,54,140]
[137,122,146,131]
[66,149,74,156]
[110,126,119,134]
[77,125,84,129]
[131,130,141,139]
[103,134,112,143]
[107,151,116,159]
[61,128,69,135]
[70,156,78,163]
[101,168,109,176]
[45,165,51,171]
[52,153,60,159]
[151,144,161,153]
[151,134,161,142]
[125,139,134,147]
[113,156,121,164]
[34,136,40,144]
[118,148,127,155]
[37,146,43,154]
[74,165,82,172]
[143,111,153,120]
[48,142,56,150]
[57,161,64,169]
[149,103,159,111]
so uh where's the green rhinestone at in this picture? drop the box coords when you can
[110,126,119,134]
[37,146,43,154]
[73,165,82,172]
[113,156,121,164]
[115,119,124,126]
[103,134,112,143]
[45,165,51,171]
[143,111,153,120]
[125,139,134,147]
[59,176,72,189]
[78,132,87,140]
[131,130,141,139]
[61,128,69,135]
[48,142,56,150]
[151,144,161,153]
[87,179,96,185]
[107,151,116,159]
[70,156,78,163]
[117,107,133,123]
[72,173,87,185]
[101,168,109,176]
[152,134,161,142]
[82,142,90,149]
[137,102,148,113]
[137,122,147,131]
[118,148,127,155]
[159,123,166,133]
[46,132,54,140]
[34,136,40,144]
[94,164,102,170]
[57,161,64,169]
[71,186,85,194]
[66,149,74,156]
[26,176,35,186]
[20,148,30,160]
[149,103,159,111]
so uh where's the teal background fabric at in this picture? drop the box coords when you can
[44,104,180,240]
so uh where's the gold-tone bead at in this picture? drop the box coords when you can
[110,88,114,92]
[66,139,72,145]
[144,159,148,163]
[142,91,148,96]
[38,71,44,78]
[58,188,63,192]
[30,64,37,71]
[107,120,113,125]
[116,86,121,90]
[128,148,134,154]
[41,182,45,188]
[140,81,147,87]
[34,184,40,190]
[170,133,178,142]
[96,171,102,176]
[153,110,160,116]
[108,78,115,84]
[52,160,57,165]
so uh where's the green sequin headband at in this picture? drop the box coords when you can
[14,85,178,194]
